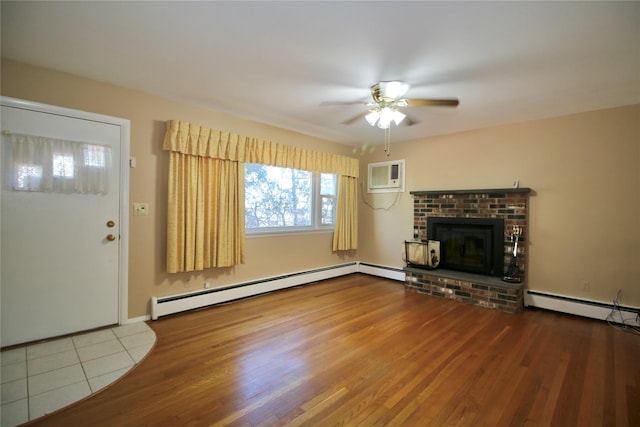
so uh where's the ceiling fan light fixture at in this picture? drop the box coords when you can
[379,81,410,99]
[377,107,395,129]
[392,109,406,126]
[332,80,459,156]
[365,110,380,126]
[365,106,406,129]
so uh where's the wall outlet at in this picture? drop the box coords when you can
[204,281,211,289]
[582,281,591,292]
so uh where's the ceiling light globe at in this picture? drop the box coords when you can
[377,107,394,128]
[365,111,379,126]
[379,106,393,120]
[392,110,406,126]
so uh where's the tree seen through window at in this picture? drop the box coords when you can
[245,163,336,231]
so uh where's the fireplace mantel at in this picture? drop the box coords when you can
[410,188,532,196]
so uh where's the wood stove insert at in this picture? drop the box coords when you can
[427,217,504,277]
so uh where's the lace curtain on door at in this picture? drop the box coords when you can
[3,133,111,195]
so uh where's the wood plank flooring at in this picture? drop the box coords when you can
[28,274,640,426]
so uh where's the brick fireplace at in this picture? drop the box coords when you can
[404,188,531,313]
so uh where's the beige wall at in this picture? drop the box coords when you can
[1,60,358,318]
[358,105,640,306]
[3,60,639,315]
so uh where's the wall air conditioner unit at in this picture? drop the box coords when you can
[367,160,405,193]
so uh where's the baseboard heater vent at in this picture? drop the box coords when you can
[358,262,405,282]
[151,263,358,320]
[525,290,640,326]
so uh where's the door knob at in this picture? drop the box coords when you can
[106,234,117,241]
[106,220,116,228]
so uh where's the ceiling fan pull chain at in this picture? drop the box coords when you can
[384,126,391,156]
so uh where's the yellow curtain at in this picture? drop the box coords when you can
[332,175,358,251]
[165,151,245,273]
[163,120,359,273]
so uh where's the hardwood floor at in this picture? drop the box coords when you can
[28,274,639,426]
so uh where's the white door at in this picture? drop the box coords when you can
[1,98,129,347]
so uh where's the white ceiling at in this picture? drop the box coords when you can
[2,1,639,146]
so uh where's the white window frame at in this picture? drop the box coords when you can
[245,164,337,236]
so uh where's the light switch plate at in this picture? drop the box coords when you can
[133,202,149,216]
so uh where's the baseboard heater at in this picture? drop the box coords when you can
[151,263,359,320]
[357,262,405,281]
[525,290,640,326]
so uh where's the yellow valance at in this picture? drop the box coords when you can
[162,120,359,178]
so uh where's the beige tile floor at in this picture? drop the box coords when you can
[1,322,156,427]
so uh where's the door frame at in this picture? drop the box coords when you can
[1,96,130,326]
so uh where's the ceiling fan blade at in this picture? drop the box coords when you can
[406,98,459,107]
[320,100,368,106]
[402,115,417,127]
[341,110,369,125]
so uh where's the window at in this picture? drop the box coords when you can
[5,134,111,194]
[245,163,337,233]
[83,144,107,168]
[14,163,43,190]
[319,172,337,225]
[52,153,74,178]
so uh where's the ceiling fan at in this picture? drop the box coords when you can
[331,81,459,128]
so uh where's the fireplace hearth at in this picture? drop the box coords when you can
[427,217,504,277]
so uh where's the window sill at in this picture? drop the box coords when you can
[246,229,334,239]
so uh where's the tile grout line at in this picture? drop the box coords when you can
[117,329,146,365]
[25,347,31,422]
[121,343,137,368]
[72,332,92,395]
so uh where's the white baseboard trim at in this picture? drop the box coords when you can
[357,262,406,281]
[147,264,640,327]
[149,261,408,320]
[151,263,359,320]
[124,315,150,324]
[525,290,640,327]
